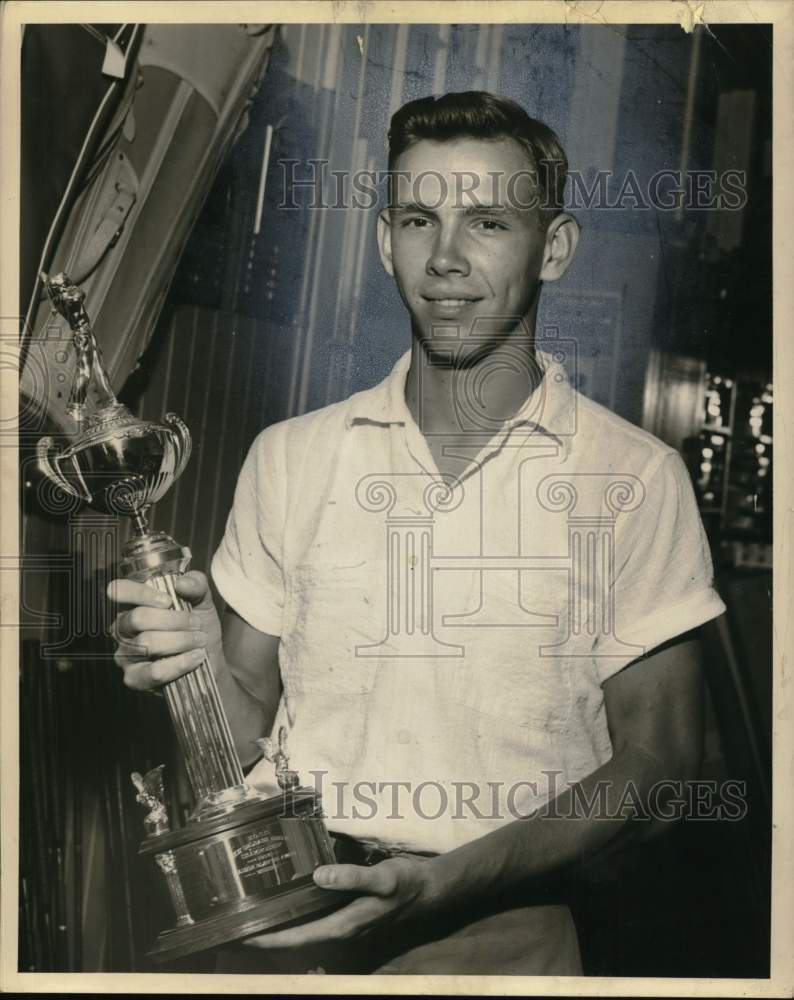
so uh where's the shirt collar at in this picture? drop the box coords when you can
[344,345,576,455]
[344,349,414,428]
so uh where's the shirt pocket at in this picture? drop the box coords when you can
[446,571,576,732]
[280,562,380,697]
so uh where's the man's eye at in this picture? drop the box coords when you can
[474,219,507,231]
[402,217,430,228]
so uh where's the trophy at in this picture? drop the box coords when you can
[36,274,343,961]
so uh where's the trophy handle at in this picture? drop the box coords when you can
[164,413,192,482]
[36,436,88,501]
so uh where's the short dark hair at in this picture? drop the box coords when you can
[387,91,568,223]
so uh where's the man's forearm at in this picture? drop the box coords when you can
[421,741,684,913]
[209,652,273,766]
[208,620,280,767]
[420,639,704,914]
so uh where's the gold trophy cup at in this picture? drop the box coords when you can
[36,274,342,961]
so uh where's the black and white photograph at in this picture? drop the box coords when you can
[2,1,792,993]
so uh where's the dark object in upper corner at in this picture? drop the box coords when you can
[20,23,276,435]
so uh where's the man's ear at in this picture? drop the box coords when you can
[377,209,394,277]
[539,213,580,282]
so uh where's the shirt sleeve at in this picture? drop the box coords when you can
[210,423,287,636]
[594,450,726,683]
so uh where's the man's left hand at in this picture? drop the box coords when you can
[242,856,436,949]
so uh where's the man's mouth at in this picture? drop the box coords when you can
[422,295,482,306]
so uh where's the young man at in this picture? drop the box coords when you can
[109,92,726,975]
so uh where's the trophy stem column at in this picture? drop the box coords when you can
[121,530,249,813]
[156,572,246,797]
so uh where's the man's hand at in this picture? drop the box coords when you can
[107,571,222,691]
[108,572,281,767]
[243,857,437,949]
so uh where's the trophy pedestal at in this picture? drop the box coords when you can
[141,788,345,962]
[121,530,345,962]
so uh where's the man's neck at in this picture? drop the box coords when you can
[404,334,544,437]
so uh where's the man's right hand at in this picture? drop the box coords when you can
[107,571,223,692]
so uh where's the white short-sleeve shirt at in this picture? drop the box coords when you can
[212,347,726,854]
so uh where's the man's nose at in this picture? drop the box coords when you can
[426,226,470,277]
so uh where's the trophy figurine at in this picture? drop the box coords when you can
[36,273,342,961]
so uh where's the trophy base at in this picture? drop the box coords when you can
[148,879,344,962]
[141,788,346,962]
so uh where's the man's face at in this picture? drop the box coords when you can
[378,136,568,342]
